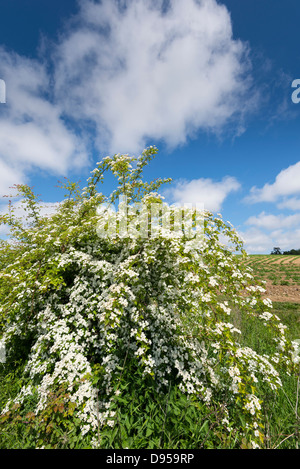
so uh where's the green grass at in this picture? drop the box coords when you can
[272,302,300,341]
[230,301,300,449]
[237,255,300,448]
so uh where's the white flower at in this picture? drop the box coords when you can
[260,311,273,322]
[209,277,218,287]
[262,298,273,308]
[219,303,231,315]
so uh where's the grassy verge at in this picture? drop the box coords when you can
[264,301,300,450]
[231,301,300,449]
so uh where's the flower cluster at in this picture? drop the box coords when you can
[0,147,297,449]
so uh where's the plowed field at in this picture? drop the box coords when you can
[242,255,300,303]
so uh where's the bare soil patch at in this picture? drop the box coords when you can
[262,280,300,304]
[288,256,300,265]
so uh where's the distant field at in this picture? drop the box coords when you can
[241,255,300,304]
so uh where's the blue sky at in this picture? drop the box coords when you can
[0,0,300,253]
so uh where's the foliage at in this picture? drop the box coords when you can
[271,247,300,255]
[271,247,282,255]
[0,146,299,449]
[283,249,300,255]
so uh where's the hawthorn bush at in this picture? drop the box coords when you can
[0,146,298,449]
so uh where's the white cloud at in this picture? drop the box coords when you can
[53,0,255,154]
[245,211,300,231]
[0,0,256,201]
[240,210,300,254]
[163,175,241,212]
[277,197,300,211]
[237,227,272,254]
[272,229,300,251]
[241,162,300,252]
[0,159,25,198]
[0,46,90,198]
[239,226,300,254]
[245,161,300,204]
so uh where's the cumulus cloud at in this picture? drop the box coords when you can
[0,46,90,198]
[245,211,300,231]
[0,0,256,201]
[241,210,300,253]
[239,225,300,254]
[245,161,300,204]
[277,197,300,211]
[242,161,300,252]
[163,175,241,212]
[237,227,272,254]
[53,0,255,154]
[0,158,25,198]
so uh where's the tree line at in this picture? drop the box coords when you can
[271,247,300,255]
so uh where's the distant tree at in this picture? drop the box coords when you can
[271,247,282,255]
[283,249,300,255]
